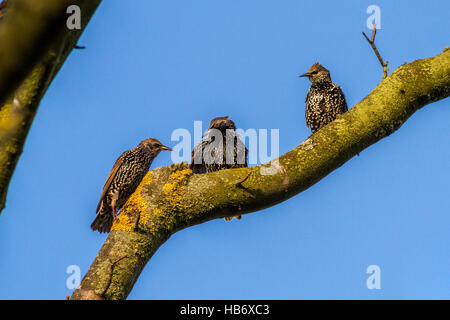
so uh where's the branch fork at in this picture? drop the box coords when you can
[362,23,389,79]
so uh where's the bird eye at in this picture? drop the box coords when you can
[311,71,318,74]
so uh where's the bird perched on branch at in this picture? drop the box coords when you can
[299,62,348,133]
[91,138,172,233]
[189,116,248,221]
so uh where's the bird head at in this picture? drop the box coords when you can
[209,116,236,131]
[299,62,331,84]
[203,116,236,137]
[139,138,172,155]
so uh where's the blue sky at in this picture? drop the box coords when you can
[0,0,449,299]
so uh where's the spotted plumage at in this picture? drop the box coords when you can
[91,138,172,233]
[300,62,348,133]
[189,116,248,221]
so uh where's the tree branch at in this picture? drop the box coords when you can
[72,49,450,300]
[0,0,102,213]
[0,0,98,106]
[362,24,389,79]
[101,254,129,298]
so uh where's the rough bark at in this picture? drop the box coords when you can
[0,0,94,106]
[72,48,450,300]
[0,0,102,213]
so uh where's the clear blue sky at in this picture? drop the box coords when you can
[0,0,449,299]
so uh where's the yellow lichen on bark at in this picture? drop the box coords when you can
[110,168,193,233]
[147,168,192,234]
[110,213,133,232]
[111,172,153,232]
[162,168,192,211]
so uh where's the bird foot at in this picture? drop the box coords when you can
[113,207,118,219]
[224,215,242,222]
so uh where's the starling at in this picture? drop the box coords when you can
[299,62,348,133]
[91,138,172,233]
[189,116,248,221]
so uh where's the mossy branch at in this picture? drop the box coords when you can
[0,0,99,106]
[0,1,102,213]
[72,49,450,300]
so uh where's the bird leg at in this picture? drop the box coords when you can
[111,192,119,219]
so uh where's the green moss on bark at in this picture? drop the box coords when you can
[0,1,102,213]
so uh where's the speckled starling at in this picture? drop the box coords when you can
[91,138,172,233]
[189,116,248,221]
[299,62,348,133]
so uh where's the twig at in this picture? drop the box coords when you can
[235,171,252,187]
[134,212,141,231]
[362,23,389,79]
[74,45,85,49]
[101,254,128,298]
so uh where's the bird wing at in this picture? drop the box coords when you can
[96,152,126,213]
[305,90,312,128]
[332,85,348,112]
[189,139,208,169]
[189,142,199,169]
[233,131,248,167]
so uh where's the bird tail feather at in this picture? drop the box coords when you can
[91,213,113,233]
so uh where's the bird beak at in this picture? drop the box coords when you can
[161,145,172,151]
[299,72,310,78]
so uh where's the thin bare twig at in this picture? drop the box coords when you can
[235,171,252,187]
[101,254,128,298]
[362,23,389,79]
